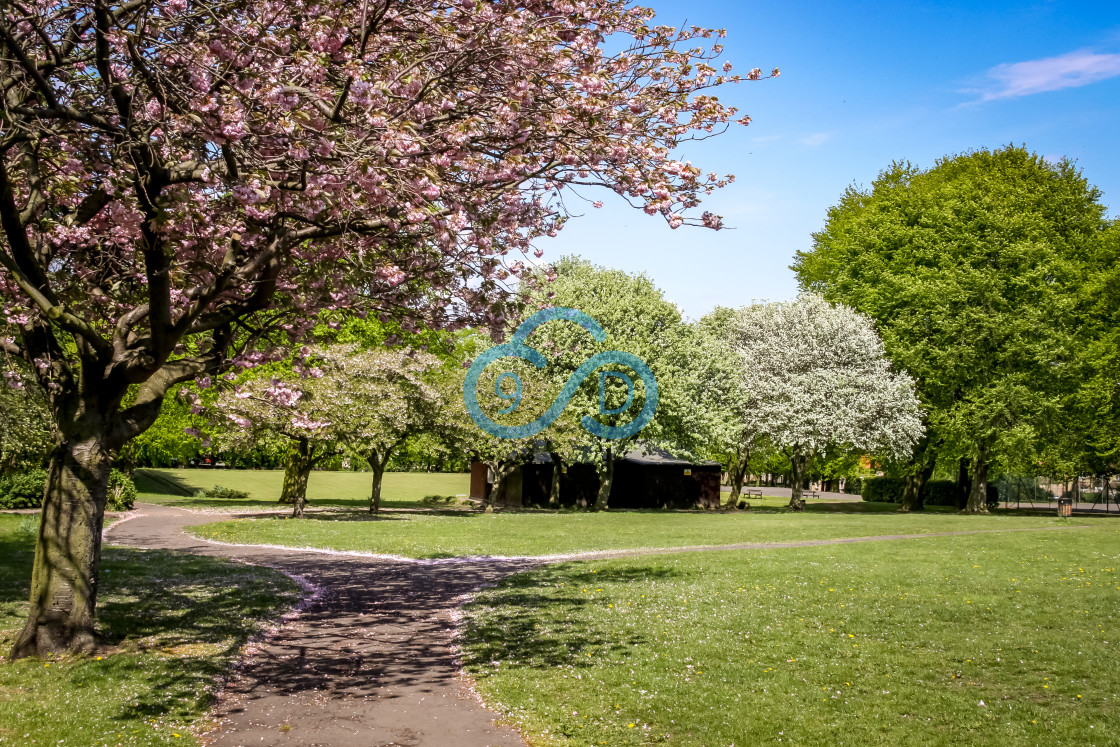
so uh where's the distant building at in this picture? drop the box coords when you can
[469,445,722,509]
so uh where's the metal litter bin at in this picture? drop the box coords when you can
[1057,498,1073,517]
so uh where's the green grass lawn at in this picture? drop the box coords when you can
[0,514,298,746]
[187,506,1074,559]
[134,468,469,510]
[460,522,1120,746]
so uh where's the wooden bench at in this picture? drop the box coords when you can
[804,491,820,500]
[744,488,763,498]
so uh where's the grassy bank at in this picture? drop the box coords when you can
[187,507,1075,559]
[133,468,469,511]
[0,514,298,746]
[460,523,1120,746]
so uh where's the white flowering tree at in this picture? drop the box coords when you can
[694,307,764,505]
[311,346,449,514]
[211,367,337,517]
[731,295,924,510]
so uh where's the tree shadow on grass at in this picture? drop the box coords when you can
[460,563,683,672]
[0,524,296,726]
[95,547,297,721]
[133,468,196,496]
[0,526,35,633]
[280,509,484,523]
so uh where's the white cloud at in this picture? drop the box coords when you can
[974,50,1120,101]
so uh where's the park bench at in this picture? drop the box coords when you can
[744,488,763,498]
[804,490,820,500]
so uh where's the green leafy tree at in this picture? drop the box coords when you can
[1073,220,1120,484]
[0,358,53,471]
[120,385,206,468]
[520,258,705,509]
[794,146,1109,512]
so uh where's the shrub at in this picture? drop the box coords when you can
[843,477,862,495]
[0,469,136,510]
[17,515,40,537]
[421,494,458,505]
[107,469,137,511]
[0,469,48,509]
[861,476,904,503]
[195,485,251,501]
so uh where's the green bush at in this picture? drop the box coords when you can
[195,485,251,501]
[861,476,904,503]
[107,469,137,511]
[421,494,458,505]
[0,469,48,509]
[0,468,135,510]
[843,477,863,495]
[863,479,1001,509]
[17,514,40,537]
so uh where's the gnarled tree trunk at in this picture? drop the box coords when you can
[10,435,113,659]
[482,460,516,513]
[899,437,935,513]
[955,458,971,510]
[280,438,314,518]
[898,466,931,512]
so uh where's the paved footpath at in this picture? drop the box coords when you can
[105,504,1090,747]
[107,504,536,747]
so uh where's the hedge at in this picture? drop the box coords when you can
[0,469,136,511]
[861,476,904,503]
[863,476,999,508]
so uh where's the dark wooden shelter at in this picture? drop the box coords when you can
[469,445,721,509]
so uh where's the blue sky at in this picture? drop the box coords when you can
[537,0,1120,319]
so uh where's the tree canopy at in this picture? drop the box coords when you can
[1,0,771,657]
[728,294,923,509]
[792,145,1111,511]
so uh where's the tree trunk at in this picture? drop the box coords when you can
[548,453,562,508]
[788,450,808,511]
[965,447,990,514]
[955,458,971,510]
[10,436,112,659]
[280,439,314,518]
[725,445,749,507]
[594,447,614,511]
[899,463,933,512]
[367,453,385,515]
[899,438,934,513]
[482,460,514,513]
